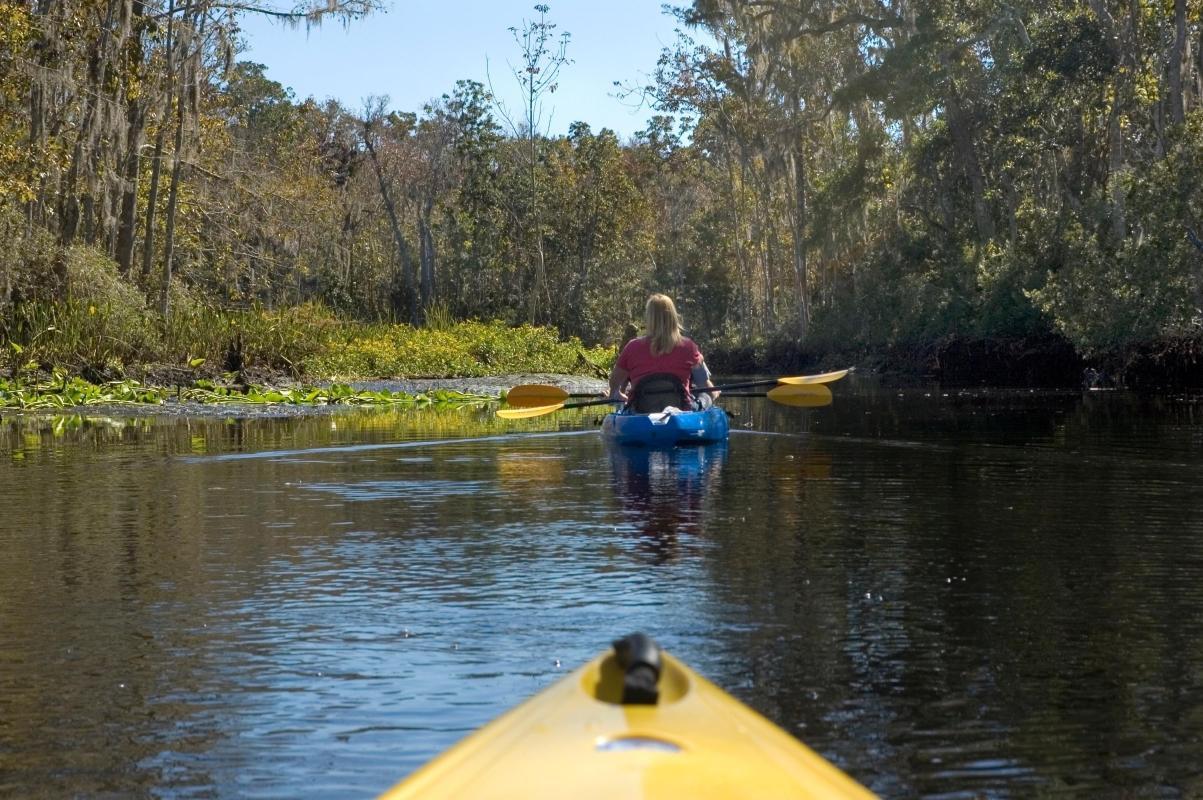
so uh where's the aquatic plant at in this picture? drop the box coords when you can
[0,376,492,410]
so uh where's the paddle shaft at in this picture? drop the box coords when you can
[699,371,849,394]
[557,397,623,411]
[545,380,810,398]
[509,381,803,406]
[699,378,782,393]
[500,369,848,416]
[499,384,828,418]
[511,381,779,402]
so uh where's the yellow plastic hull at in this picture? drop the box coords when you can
[380,649,876,799]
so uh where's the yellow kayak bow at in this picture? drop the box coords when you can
[380,634,875,799]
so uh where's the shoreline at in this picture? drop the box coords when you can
[0,373,611,419]
[9,335,1203,420]
[343,374,609,397]
[708,333,1203,390]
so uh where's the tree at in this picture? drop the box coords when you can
[362,98,420,323]
[492,3,572,322]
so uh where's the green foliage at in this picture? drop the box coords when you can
[0,375,492,410]
[0,2,33,203]
[423,301,457,331]
[154,296,345,374]
[310,319,615,378]
[0,206,61,304]
[6,0,1203,378]
[0,376,163,408]
[61,247,156,367]
[1025,112,1203,352]
[1,295,611,382]
[972,243,1052,339]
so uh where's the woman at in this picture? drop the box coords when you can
[608,294,719,411]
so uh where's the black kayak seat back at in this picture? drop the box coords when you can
[629,373,687,413]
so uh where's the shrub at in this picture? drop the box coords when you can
[307,319,615,378]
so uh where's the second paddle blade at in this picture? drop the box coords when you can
[505,384,571,407]
[496,402,568,419]
[776,368,851,385]
[766,383,833,407]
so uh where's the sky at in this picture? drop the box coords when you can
[238,1,698,140]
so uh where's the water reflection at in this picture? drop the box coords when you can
[4,388,1203,798]
[607,443,727,564]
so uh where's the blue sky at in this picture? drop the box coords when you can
[239,1,698,140]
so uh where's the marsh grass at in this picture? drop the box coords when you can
[309,319,614,378]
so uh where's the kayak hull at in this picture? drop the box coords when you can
[380,648,874,799]
[601,406,730,446]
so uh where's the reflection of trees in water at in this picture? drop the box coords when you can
[496,450,565,488]
[607,443,727,565]
[0,405,604,461]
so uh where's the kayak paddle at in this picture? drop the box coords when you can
[503,383,599,407]
[502,368,852,409]
[497,384,831,418]
[496,396,622,419]
[765,383,832,407]
[703,368,852,393]
[725,384,833,407]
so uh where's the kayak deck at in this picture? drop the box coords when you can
[601,406,730,446]
[380,638,874,799]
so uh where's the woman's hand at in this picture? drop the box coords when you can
[608,364,631,404]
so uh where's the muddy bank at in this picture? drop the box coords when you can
[345,374,608,396]
[893,335,1085,387]
[927,335,1203,389]
[707,335,1084,387]
[1093,338,1203,389]
[124,364,607,398]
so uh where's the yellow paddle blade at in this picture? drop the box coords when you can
[496,402,568,419]
[766,383,833,407]
[504,384,572,407]
[776,368,851,385]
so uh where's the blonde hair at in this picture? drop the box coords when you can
[644,293,683,356]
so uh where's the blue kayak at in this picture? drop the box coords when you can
[602,406,730,446]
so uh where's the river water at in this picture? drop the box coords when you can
[2,377,1202,798]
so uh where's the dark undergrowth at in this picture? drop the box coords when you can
[709,333,1203,389]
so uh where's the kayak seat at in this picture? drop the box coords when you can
[587,633,689,705]
[629,373,688,413]
[613,632,662,704]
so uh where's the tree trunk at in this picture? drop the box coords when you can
[160,1,195,317]
[115,101,146,276]
[61,0,122,248]
[1107,102,1126,243]
[1197,23,1203,109]
[362,123,419,324]
[755,166,776,329]
[141,0,176,285]
[115,0,147,276]
[160,58,188,317]
[1170,0,1187,125]
[942,73,994,243]
[527,94,545,322]
[140,126,166,284]
[787,147,810,336]
[418,200,435,318]
[720,144,753,338]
